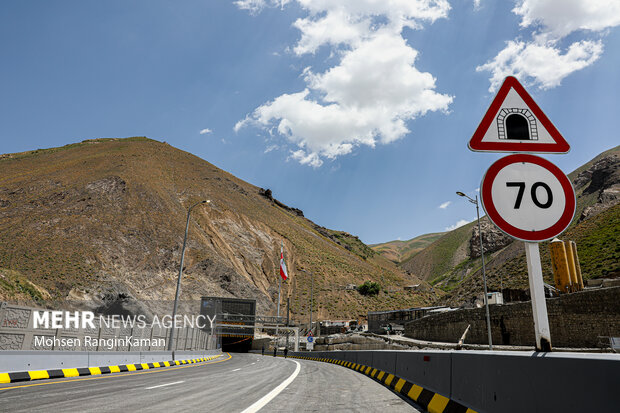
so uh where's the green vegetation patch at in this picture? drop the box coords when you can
[358,281,381,296]
[0,268,46,303]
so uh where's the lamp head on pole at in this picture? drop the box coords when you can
[456,191,477,205]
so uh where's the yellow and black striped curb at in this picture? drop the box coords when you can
[0,355,221,384]
[289,355,478,413]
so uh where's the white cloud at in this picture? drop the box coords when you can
[234,0,290,14]
[438,201,451,209]
[292,8,371,55]
[199,128,212,135]
[264,144,279,153]
[234,0,265,13]
[514,0,620,38]
[445,219,471,231]
[478,0,620,91]
[473,0,482,10]
[477,39,603,91]
[290,149,323,167]
[235,1,453,167]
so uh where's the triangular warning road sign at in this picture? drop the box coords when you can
[469,76,570,153]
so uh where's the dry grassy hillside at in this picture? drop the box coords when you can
[0,137,434,320]
[370,232,445,264]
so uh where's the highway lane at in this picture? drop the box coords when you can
[0,353,421,412]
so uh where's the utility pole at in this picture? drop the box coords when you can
[457,191,493,350]
[168,200,210,352]
[310,270,314,334]
[286,298,290,349]
[475,195,493,351]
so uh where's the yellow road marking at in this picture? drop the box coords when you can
[394,378,406,393]
[109,366,120,373]
[385,374,394,386]
[428,394,450,413]
[376,371,385,381]
[28,371,49,380]
[62,368,79,377]
[0,373,10,384]
[408,384,423,401]
[88,367,102,376]
[0,354,230,391]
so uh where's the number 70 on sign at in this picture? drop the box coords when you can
[480,154,576,242]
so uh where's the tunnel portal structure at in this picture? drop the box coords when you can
[200,296,256,353]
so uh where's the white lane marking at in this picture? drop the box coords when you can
[240,360,301,413]
[232,368,242,372]
[250,363,256,365]
[145,381,185,390]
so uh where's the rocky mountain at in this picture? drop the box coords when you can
[0,137,435,320]
[395,145,620,306]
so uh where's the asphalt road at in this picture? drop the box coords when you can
[0,353,421,412]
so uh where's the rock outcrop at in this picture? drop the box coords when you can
[575,153,620,220]
[469,217,513,259]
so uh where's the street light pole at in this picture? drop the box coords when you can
[457,191,493,350]
[310,270,313,334]
[301,269,314,335]
[167,199,210,352]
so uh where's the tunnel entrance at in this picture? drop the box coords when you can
[201,296,256,353]
[221,336,253,353]
[506,114,530,140]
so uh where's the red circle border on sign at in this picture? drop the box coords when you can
[480,154,576,242]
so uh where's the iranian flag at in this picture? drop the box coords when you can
[279,246,288,281]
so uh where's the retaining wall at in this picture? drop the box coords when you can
[290,349,620,413]
[405,287,620,347]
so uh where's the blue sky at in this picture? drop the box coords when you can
[1,1,619,244]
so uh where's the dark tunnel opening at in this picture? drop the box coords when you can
[506,114,530,140]
[221,336,253,353]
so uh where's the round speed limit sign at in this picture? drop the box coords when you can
[481,154,575,242]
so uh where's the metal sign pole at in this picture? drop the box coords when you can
[524,241,552,351]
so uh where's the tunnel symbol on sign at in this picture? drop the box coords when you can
[497,108,538,141]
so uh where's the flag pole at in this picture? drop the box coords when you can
[276,242,282,342]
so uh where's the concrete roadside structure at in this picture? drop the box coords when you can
[282,349,620,413]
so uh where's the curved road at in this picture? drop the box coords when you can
[0,353,420,412]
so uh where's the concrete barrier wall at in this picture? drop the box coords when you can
[0,350,91,372]
[0,349,222,373]
[395,351,452,396]
[140,351,174,364]
[290,350,620,413]
[88,351,143,368]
